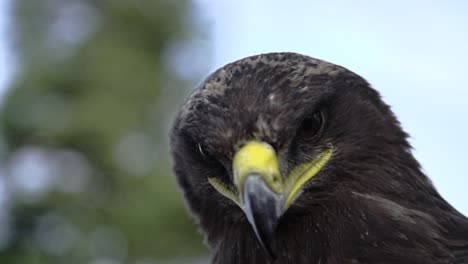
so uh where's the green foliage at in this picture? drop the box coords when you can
[0,0,208,263]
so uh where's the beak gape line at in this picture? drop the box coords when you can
[208,141,333,257]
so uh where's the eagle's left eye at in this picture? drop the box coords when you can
[299,111,324,138]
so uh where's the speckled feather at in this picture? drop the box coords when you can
[170,53,468,264]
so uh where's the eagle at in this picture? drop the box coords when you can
[169,52,468,263]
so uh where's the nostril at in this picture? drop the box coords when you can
[272,177,279,185]
[271,174,283,188]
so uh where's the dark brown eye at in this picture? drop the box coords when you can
[299,111,324,137]
[198,143,216,163]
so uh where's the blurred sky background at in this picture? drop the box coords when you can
[0,0,13,102]
[0,0,467,263]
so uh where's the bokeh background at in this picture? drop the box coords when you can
[0,1,466,263]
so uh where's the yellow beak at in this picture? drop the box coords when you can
[232,140,333,209]
[208,140,333,257]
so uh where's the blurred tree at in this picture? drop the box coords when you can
[0,0,209,263]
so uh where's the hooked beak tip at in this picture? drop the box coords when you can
[242,174,284,259]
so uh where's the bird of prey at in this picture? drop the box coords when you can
[169,52,468,263]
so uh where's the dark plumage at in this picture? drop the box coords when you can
[169,52,468,263]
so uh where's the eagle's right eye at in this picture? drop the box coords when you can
[197,142,230,183]
[197,143,216,163]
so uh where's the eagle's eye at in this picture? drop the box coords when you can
[299,111,324,138]
[197,143,216,163]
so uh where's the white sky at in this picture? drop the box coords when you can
[0,1,466,215]
[0,0,13,104]
[195,0,468,215]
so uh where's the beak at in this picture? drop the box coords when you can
[232,141,284,258]
[208,140,333,258]
[242,174,283,258]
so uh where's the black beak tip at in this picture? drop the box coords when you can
[261,238,278,260]
[242,175,284,260]
[251,215,278,260]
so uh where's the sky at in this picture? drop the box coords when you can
[0,1,466,216]
[194,0,468,215]
[0,0,12,103]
